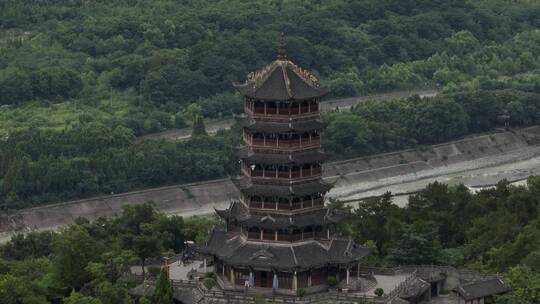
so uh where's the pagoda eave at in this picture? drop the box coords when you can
[236,146,328,165]
[232,177,333,197]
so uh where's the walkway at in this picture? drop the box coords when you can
[360,274,410,296]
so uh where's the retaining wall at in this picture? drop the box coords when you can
[0,129,537,237]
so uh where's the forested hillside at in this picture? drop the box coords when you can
[1,0,540,209]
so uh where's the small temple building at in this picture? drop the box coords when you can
[199,36,370,294]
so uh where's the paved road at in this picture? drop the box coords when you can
[139,88,439,141]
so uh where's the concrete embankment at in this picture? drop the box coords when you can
[1,126,539,241]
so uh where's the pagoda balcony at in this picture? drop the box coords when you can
[246,226,328,242]
[245,99,320,119]
[247,197,325,211]
[245,136,321,150]
[241,164,322,181]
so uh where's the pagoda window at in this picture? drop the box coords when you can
[250,196,262,208]
[301,163,311,177]
[262,229,275,241]
[279,272,293,289]
[277,229,290,241]
[278,102,289,115]
[310,100,319,112]
[311,131,320,140]
[278,198,290,210]
[234,269,249,286]
[251,164,264,177]
[266,101,277,115]
[291,197,302,210]
[300,101,310,114]
[291,166,301,178]
[291,102,300,115]
[302,195,313,208]
[252,132,264,145]
[303,226,314,239]
[263,196,277,209]
[254,101,265,114]
[291,133,301,147]
[300,132,309,144]
[312,163,322,175]
[248,227,261,240]
[297,271,310,288]
[277,165,289,178]
[263,164,277,178]
[266,133,277,147]
[311,268,327,286]
[314,197,324,207]
[291,228,302,242]
[314,226,324,238]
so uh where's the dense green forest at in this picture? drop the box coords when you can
[2,179,540,303]
[1,0,540,209]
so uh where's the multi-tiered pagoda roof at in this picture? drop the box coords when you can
[200,35,370,292]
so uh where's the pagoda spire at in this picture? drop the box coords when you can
[277,32,287,60]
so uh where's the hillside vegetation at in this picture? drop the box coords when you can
[0,0,539,209]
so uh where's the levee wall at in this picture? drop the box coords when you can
[0,129,537,237]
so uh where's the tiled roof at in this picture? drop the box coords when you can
[235,115,326,132]
[233,59,327,101]
[215,202,346,229]
[237,147,328,165]
[232,177,333,196]
[455,278,511,300]
[400,277,430,299]
[200,230,370,270]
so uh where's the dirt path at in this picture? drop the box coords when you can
[139,88,439,141]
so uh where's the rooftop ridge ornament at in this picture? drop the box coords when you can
[277,32,287,60]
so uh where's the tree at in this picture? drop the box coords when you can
[151,269,173,304]
[64,290,102,304]
[496,266,540,304]
[408,97,469,143]
[191,115,207,137]
[387,224,442,265]
[51,225,100,290]
[133,234,161,279]
[0,274,48,304]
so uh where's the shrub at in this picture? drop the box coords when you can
[296,288,306,297]
[203,277,216,290]
[327,276,338,287]
[375,288,384,297]
[205,272,216,279]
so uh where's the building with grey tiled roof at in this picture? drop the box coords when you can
[199,35,370,293]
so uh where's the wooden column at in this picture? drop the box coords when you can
[203,257,207,273]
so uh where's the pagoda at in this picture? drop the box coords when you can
[200,35,370,293]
